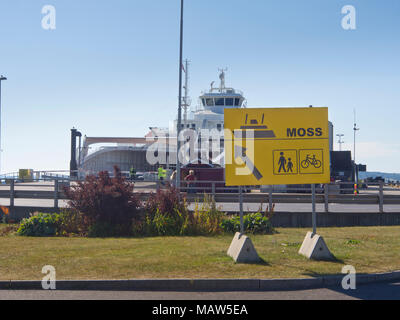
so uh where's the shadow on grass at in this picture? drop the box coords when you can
[234,257,270,266]
[302,271,341,278]
[319,255,344,264]
[299,253,344,265]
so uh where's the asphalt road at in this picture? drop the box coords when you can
[1,282,400,300]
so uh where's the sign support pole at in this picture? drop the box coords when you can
[299,182,333,260]
[312,184,316,236]
[239,186,244,235]
[227,185,260,263]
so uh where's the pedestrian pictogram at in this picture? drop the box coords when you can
[278,152,286,172]
[273,150,298,175]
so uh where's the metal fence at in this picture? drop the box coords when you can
[0,177,399,213]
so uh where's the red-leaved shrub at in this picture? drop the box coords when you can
[144,187,186,217]
[64,166,141,227]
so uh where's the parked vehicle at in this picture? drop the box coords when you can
[180,162,249,193]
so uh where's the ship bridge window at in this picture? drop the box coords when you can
[234,98,241,106]
[202,99,206,106]
[215,98,225,106]
[225,98,234,106]
[206,98,214,106]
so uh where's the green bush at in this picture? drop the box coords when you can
[139,208,186,237]
[136,187,188,237]
[221,212,274,234]
[17,212,61,237]
[182,195,224,235]
[152,209,181,236]
[135,193,224,237]
[58,209,87,236]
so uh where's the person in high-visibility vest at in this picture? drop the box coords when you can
[158,166,166,183]
[129,166,136,181]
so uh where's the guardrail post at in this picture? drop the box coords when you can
[269,186,273,213]
[324,183,329,213]
[10,179,15,208]
[54,179,59,209]
[239,186,244,234]
[311,184,317,236]
[379,181,384,213]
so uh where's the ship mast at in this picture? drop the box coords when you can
[182,59,191,127]
[218,68,227,92]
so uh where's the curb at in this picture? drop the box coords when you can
[1,271,400,291]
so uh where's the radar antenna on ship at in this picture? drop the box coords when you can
[218,68,228,92]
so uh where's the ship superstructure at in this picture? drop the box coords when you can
[176,68,246,133]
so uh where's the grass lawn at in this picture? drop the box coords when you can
[0,224,399,280]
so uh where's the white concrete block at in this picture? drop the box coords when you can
[298,231,334,261]
[227,232,260,263]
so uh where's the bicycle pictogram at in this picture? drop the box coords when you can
[301,154,322,169]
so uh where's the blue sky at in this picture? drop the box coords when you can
[0,0,399,173]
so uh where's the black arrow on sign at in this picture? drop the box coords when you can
[234,145,263,181]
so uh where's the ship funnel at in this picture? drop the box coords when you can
[70,128,82,178]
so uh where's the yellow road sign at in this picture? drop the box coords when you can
[224,107,330,186]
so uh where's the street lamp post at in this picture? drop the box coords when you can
[0,75,7,174]
[176,0,184,190]
[353,110,360,185]
[336,134,344,151]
